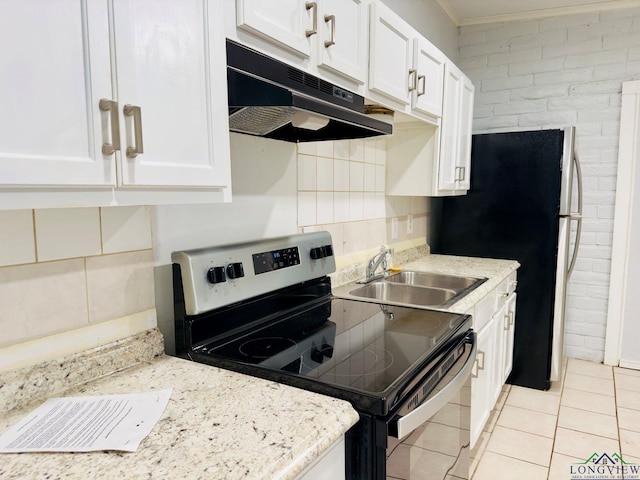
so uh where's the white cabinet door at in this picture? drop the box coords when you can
[317,0,367,83]
[492,302,508,406]
[412,38,445,118]
[438,63,474,194]
[113,0,231,188]
[438,63,462,192]
[502,293,517,384]
[236,0,313,57]
[457,76,474,192]
[0,0,114,187]
[470,316,495,448]
[368,2,413,106]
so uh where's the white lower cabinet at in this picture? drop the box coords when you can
[294,436,346,480]
[470,315,495,449]
[502,293,517,384]
[469,270,518,448]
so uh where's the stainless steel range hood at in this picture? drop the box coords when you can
[226,40,393,143]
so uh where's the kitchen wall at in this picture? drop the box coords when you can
[0,207,156,371]
[152,133,428,354]
[296,138,428,260]
[458,7,640,362]
[381,0,459,61]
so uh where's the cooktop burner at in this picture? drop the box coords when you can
[239,337,297,358]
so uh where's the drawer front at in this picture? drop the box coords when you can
[472,290,497,332]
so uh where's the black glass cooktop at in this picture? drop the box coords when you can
[189,290,470,415]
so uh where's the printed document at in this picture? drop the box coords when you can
[0,389,172,453]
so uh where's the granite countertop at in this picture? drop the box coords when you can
[0,250,517,480]
[331,249,520,315]
[0,332,359,480]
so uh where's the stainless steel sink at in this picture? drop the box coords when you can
[333,270,487,309]
[385,271,486,292]
[348,282,457,307]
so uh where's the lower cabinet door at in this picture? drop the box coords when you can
[502,293,517,383]
[470,318,495,448]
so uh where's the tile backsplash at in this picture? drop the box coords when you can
[296,138,429,258]
[0,207,155,356]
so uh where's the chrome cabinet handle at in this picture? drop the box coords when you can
[123,104,144,158]
[477,350,485,370]
[99,98,120,155]
[417,74,426,97]
[504,311,514,330]
[324,14,335,47]
[408,69,418,92]
[472,350,485,379]
[305,2,317,37]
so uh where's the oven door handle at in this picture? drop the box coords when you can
[391,333,476,439]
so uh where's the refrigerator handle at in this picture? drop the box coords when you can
[568,148,583,277]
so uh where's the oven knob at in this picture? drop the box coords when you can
[320,343,334,359]
[323,245,333,257]
[311,343,334,363]
[226,262,244,280]
[207,266,226,284]
[310,247,326,260]
[310,347,325,364]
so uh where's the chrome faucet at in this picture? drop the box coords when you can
[359,246,394,283]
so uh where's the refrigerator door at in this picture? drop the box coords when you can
[551,129,583,381]
[431,129,565,390]
[559,127,576,216]
[550,216,571,382]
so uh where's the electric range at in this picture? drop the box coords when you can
[172,231,474,480]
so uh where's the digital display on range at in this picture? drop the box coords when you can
[253,247,300,275]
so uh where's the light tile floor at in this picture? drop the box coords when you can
[471,358,640,480]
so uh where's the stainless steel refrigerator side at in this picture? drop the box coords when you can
[550,128,583,382]
[550,216,571,382]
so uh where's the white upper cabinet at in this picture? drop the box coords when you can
[411,38,445,118]
[0,1,114,187]
[234,0,368,85]
[0,0,231,208]
[439,63,474,194]
[367,2,445,123]
[368,2,413,106]
[236,0,313,58]
[316,0,368,83]
[112,0,231,188]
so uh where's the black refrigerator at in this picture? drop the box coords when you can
[430,127,582,390]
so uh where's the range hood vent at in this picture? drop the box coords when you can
[226,40,393,143]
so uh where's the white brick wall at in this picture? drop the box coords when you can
[458,7,640,362]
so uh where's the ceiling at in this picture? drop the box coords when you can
[437,0,640,25]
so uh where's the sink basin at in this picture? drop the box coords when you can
[385,271,486,292]
[333,270,487,309]
[348,282,457,308]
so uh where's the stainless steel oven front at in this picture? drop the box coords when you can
[346,329,475,480]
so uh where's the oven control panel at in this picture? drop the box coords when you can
[172,231,336,315]
[253,247,300,274]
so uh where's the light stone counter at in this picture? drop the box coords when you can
[0,330,359,480]
[331,248,520,315]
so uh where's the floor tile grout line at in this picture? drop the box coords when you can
[612,365,623,464]
[546,359,568,480]
[481,448,554,469]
